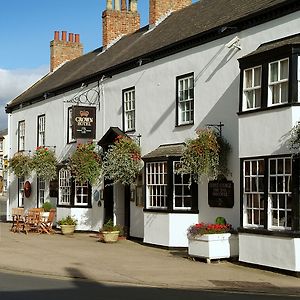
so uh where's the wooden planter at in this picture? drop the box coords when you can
[188,233,239,263]
[60,224,76,235]
[101,231,120,243]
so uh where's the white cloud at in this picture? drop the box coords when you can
[0,66,48,130]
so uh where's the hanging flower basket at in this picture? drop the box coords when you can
[31,146,58,181]
[68,143,102,184]
[176,128,230,182]
[9,152,32,178]
[102,135,142,185]
[289,122,300,156]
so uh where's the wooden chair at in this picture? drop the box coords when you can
[11,208,25,233]
[24,208,43,234]
[39,209,56,234]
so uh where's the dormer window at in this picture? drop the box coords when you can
[268,58,289,106]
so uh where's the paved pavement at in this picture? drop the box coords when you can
[0,222,300,296]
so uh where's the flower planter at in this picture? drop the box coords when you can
[188,233,238,262]
[60,224,76,235]
[101,231,120,243]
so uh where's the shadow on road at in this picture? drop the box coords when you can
[0,267,299,300]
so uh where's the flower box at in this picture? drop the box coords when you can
[188,233,238,262]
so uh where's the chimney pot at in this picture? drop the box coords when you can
[129,0,137,12]
[69,33,74,42]
[62,31,67,41]
[115,0,120,11]
[107,0,113,10]
[121,0,127,11]
[75,34,80,43]
[54,31,60,41]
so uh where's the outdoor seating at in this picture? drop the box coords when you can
[39,208,56,234]
[11,208,25,233]
[23,208,43,234]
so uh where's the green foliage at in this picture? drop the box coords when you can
[101,219,121,232]
[177,128,231,183]
[58,215,77,226]
[215,216,227,225]
[42,201,53,212]
[289,123,300,155]
[102,136,142,185]
[31,147,58,181]
[9,152,32,178]
[69,143,102,184]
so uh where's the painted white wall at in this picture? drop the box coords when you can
[144,212,198,247]
[239,233,300,272]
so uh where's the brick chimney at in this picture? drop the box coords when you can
[102,0,140,48]
[50,31,83,72]
[149,0,192,25]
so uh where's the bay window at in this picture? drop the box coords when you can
[243,156,293,231]
[145,156,197,212]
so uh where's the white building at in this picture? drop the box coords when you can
[5,0,300,272]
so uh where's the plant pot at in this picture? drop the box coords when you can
[60,224,76,235]
[101,230,120,243]
[188,233,239,262]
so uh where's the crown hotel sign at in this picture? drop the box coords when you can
[72,106,96,139]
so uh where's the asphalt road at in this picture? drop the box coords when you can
[0,271,298,300]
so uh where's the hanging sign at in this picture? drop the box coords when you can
[24,181,31,198]
[208,180,234,208]
[72,106,96,139]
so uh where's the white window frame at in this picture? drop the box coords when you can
[268,157,292,230]
[58,169,71,206]
[268,58,289,106]
[37,115,45,147]
[18,121,25,151]
[123,88,135,132]
[243,66,262,110]
[37,178,46,207]
[146,162,168,209]
[243,159,265,228]
[173,161,192,210]
[177,74,194,125]
[18,177,25,207]
[74,181,89,206]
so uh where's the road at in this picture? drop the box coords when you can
[0,271,298,300]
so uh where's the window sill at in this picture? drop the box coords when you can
[238,102,300,116]
[144,208,199,214]
[238,227,300,238]
[175,122,194,128]
[57,204,92,209]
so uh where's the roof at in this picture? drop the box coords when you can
[143,143,185,159]
[6,0,300,113]
[241,33,300,58]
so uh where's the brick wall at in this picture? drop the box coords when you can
[50,31,83,72]
[102,0,140,48]
[149,0,192,25]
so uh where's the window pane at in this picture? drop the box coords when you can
[280,59,288,80]
[270,62,278,82]
[245,69,252,88]
[270,160,276,174]
[254,67,261,86]
[281,82,288,103]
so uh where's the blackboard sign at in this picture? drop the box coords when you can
[208,180,234,208]
[72,106,96,139]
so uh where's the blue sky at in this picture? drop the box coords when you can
[0,0,197,130]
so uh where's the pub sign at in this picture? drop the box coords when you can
[208,180,234,208]
[72,106,96,139]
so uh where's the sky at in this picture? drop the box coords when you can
[0,0,197,131]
